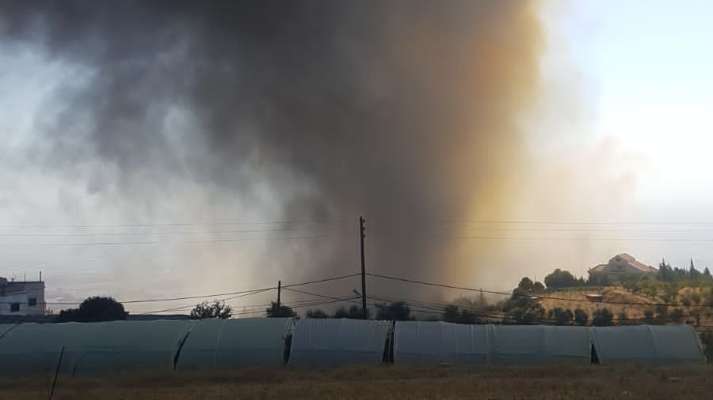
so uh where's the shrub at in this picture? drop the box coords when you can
[592,308,614,326]
[574,308,588,326]
[334,305,367,319]
[190,300,232,319]
[547,307,574,325]
[306,309,328,318]
[375,302,412,321]
[266,302,296,318]
[57,296,128,322]
[443,304,481,324]
[669,308,685,323]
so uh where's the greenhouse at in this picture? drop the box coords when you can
[489,325,591,364]
[289,318,391,366]
[176,318,292,370]
[0,320,192,375]
[394,322,591,365]
[394,321,489,364]
[0,320,707,374]
[591,325,705,364]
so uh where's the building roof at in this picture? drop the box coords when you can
[590,253,657,274]
[0,278,44,295]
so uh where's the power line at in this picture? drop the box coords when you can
[432,219,713,226]
[120,287,275,304]
[366,272,510,295]
[281,272,361,288]
[230,296,360,317]
[0,219,345,230]
[282,287,351,301]
[45,272,360,308]
[0,234,329,247]
[369,231,713,243]
[0,226,343,237]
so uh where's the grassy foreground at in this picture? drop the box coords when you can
[2,364,712,400]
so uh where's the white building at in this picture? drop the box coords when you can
[0,277,45,316]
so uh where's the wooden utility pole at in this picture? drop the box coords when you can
[360,216,367,319]
[277,280,281,309]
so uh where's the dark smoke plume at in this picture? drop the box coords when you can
[1,1,542,292]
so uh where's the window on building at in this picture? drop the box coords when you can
[10,303,20,312]
[28,298,37,307]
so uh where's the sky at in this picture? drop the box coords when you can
[542,0,713,209]
[2,1,713,312]
[508,0,713,271]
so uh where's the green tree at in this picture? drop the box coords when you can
[544,269,579,290]
[574,308,588,326]
[334,305,367,319]
[689,259,702,281]
[443,305,461,323]
[57,296,128,323]
[266,302,296,318]
[375,302,412,321]
[657,259,675,282]
[592,308,614,326]
[443,304,481,324]
[190,300,232,319]
[547,307,573,325]
[504,278,546,324]
[669,308,685,323]
[306,309,328,318]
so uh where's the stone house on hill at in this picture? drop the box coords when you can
[588,254,657,283]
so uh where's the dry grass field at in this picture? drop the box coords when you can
[2,364,712,400]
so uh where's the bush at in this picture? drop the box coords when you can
[266,302,296,318]
[669,308,685,323]
[190,300,232,319]
[306,309,328,318]
[592,308,614,326]
[547,307,573,325]
[375,302,412,321]
[574,308,588,326]
[443,304,481,324]
[57,296,128,322]
[334,305,367,319]
[617,311,629,325]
